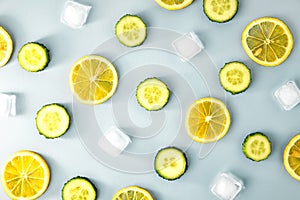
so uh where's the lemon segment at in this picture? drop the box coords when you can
[112,186,154,200]
[154,0,193,10]
[283,134,300,181]
[0,26,13,67]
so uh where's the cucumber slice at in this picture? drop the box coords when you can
[36,103,70,139]
[62,176,97,200]
[154,147,188,181]
[115,14,147,47]
[242,132,272,162]
[136,77,170,111]
[203,0,239,23]
[219,61,251,95]
[18,42,50,72]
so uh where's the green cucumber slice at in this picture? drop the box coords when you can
[219,61,251,95]
[136,77,170,111]
[154,147,188,181]
[115,14,147,47]
[242,132,272,162]
[18,42,50,72]
[36,103,70,139]
[62,176,97,200]
[203,0,239,23]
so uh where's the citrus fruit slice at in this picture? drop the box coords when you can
[0,26,13,67]
[1,150,50,199]
[242,17,293,67]
[283,134,300,181]
[112,186,154,200]
[69,55,118,105]
[154,0,193,10]
[185,97,231,143]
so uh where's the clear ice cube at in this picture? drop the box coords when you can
[211,172,244,200]
[172,32,204,61]
[0,93,16,118]
[61,0,92,29]
[274,81,300,111]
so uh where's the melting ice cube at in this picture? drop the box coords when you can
[274,81,300,111]
[98,127,131,157]
[0,93,16,118]
[172,32,204,61]
[211,172,244,200]
[61,0,92,29]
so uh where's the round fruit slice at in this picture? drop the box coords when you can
[115,14,146,47]
[1,150,50,200]
[62,176,97,200]
[203,0,239,23]
[112,186,154,200]
[154,147,188,181]
[69,55,118,105]
[283,134,300,181]
[242,17,293,67]
[219,61,251,95]
[136,77,170,111]
[154,0,193,10]
[185,97,231,143]
[36,103,70,139]
[0,26,13,67]
[18,42,50,72]
[242,132,272,162]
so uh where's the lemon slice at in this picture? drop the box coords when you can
[242,17,293,67]
[185,97,231,143]
[69,55,118,105]
[1,150,50,200]
[0,26,13,67]
[112,186,154,200]
[283,134,300,181]
[154,0,193,10]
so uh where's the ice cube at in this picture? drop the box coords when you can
[61,0,92,29]
[274,81,300,111]
[0,93,16,118]
[172,32,204,61]
[98,127,131,157]
[211,172,244,200]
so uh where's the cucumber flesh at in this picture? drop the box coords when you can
[219,61,251,95]
[154,147,188,181]
[18,42,50,72]
[62,176,97,200]
[136,78,170,111]
[203,0,239,23]
[36,103,70,139]
[242,132,272,162]
[115,14,147,47]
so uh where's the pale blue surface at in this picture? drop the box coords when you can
[1,0,300,199]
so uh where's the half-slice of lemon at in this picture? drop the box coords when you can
[1,150,51,199]
[242,17,293,67]
[112,186,154,200]
[154,0,193,10]
[283,134,300,181]
[185,97,231,143]
[69,55,118,105]
[0,26,13,67]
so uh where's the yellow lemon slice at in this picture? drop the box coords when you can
[69,55,118,105]
[283,134,300,181]
[242,17,293,67]
[1,150,50,199]
[154,0,193,10]
[0,26,13,67]
[112,186,154,200]
[185,97,231,143]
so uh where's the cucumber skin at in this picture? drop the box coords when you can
[219,61,252,95]
[242,132,272,162]
[115,14,147,47]
[203,0,239,23]
[154,146,188,181]
[136,77,170,111]
[62,176,97,200]
[18,42,50,72]
[35,103,71,139]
